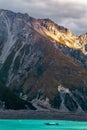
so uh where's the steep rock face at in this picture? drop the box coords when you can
[52,85,87,112]
[34,18,87,54]
[0,9,87,112]
[78,34,87,54]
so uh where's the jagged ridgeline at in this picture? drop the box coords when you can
[0,9,87,111]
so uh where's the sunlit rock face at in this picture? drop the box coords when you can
[0,9,87,112]
[34,18,87,54]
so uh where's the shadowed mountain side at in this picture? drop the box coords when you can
[0,84,36,110]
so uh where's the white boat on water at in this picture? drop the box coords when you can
[45,122,59,125]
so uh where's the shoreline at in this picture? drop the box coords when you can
[0,110,87,121]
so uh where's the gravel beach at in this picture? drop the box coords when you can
[0,110,87,121]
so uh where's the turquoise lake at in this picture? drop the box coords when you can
[0,120,87,130]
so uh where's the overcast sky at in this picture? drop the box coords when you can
[0,0,87,34]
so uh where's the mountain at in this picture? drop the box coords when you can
[0,9,87,112]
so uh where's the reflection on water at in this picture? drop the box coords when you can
[0,120,87,130]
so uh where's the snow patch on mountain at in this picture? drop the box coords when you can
[58,85,70,94]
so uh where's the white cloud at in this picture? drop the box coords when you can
[0,0,87,34]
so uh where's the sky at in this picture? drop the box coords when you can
[0,0,87,34]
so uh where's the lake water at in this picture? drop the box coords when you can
[0,120,87,130]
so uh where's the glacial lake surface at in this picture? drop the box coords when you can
[0,120,87,130]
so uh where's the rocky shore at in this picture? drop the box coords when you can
[0,110,87,121]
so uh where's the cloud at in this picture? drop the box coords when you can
[0,0,87,34]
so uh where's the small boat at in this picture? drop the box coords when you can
[45,122,59,126]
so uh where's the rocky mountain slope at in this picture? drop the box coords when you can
[0,9,87,112]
